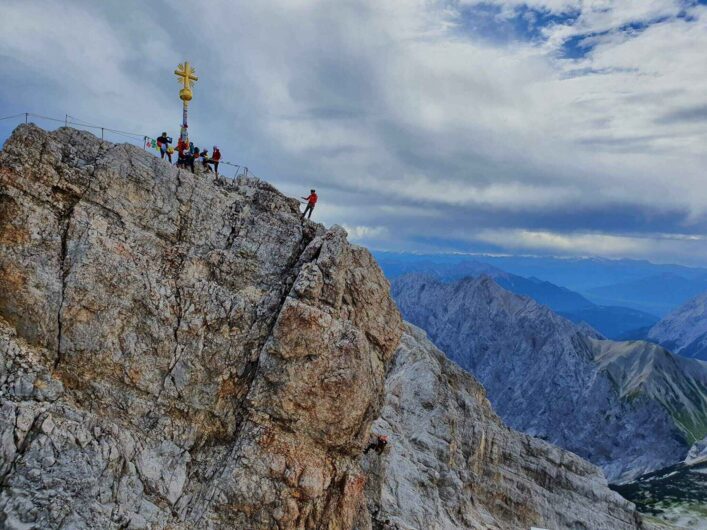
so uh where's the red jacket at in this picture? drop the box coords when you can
[212,149,221,161]
[306,193,318,205]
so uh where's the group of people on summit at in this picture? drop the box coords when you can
[156,132,221,176]
[155,132,319,221]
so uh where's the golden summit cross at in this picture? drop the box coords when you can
[175,62,198,90]
[175,61,198,142]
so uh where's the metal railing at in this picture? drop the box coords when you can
[0,112,255,179]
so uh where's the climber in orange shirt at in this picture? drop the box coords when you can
[301,189,318,220]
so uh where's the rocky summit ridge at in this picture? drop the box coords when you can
[0,125,650,529]
[391,273,707,483]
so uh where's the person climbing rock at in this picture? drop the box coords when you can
[301,189,318,220]
[157,132,172,160]
[211,146,221,175]
[364,434,388,454]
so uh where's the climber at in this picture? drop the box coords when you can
[300,189,318,220]
[364,434,388,455]
[176,138,187,168]
[200,148,212,172]
[156,132,172,160]
[184,145,196,173]
[211,146,221,175]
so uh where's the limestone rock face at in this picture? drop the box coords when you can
[391,274,707,482]
[0,125,652,530]
[0,124,402,529]
[360,324,649,530]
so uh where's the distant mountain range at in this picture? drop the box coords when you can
[648,292,707,361]
[374,253,659,339]
[391,273,707,483]
[374,251,707,291]
[586,273,707,317]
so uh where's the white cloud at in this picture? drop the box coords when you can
[473,228,707,262]
[1,0,705,264]
[342,224,390,241]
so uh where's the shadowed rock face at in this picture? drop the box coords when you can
[0,124,402,529]
[359,325,648,530]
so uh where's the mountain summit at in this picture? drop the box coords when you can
[392,273,707,482]
[648,291,707,361]
[0,125,651,529]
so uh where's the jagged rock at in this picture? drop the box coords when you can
[359,325,649,530]
[0,124,402,529]
[648,291,707,361]
[391,274,707,482]
[0,125,652,529]
[686,435,707,466]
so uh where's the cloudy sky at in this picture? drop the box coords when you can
[1,0,706,264]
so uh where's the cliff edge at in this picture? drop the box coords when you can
[0,125,650,529]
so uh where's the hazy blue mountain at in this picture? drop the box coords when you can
[374,251,707,293]
[391,273,707,482]
[648,292,707,361]
[374,253,660,338]
[561,306,659,340]
[494,275,594,313]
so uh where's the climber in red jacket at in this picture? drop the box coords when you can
[211,146,221,176]
[364,434,388,454]
[301,189,317,220]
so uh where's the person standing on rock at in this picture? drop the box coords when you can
[301,189,318,220]
[211,146,221,176]
[200,148,212,172]
[184,144,196,173]
[157,132,172,161]
[176,138,187,168]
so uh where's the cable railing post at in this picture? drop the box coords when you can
[101,128,104,141]
[65,114,68,127]
[24,113,28,124]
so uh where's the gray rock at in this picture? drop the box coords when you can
[685,435,707,466]
[360,325,649,530]
[392,274,707,482]
[0,125,652,529]
[0,124,402,529]
[648,291,707,361]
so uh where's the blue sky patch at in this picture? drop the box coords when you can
[455,3,580,45]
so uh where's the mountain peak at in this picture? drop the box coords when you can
[392,272,707,482]
[0,124,405,528]
[0,124,655,528]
